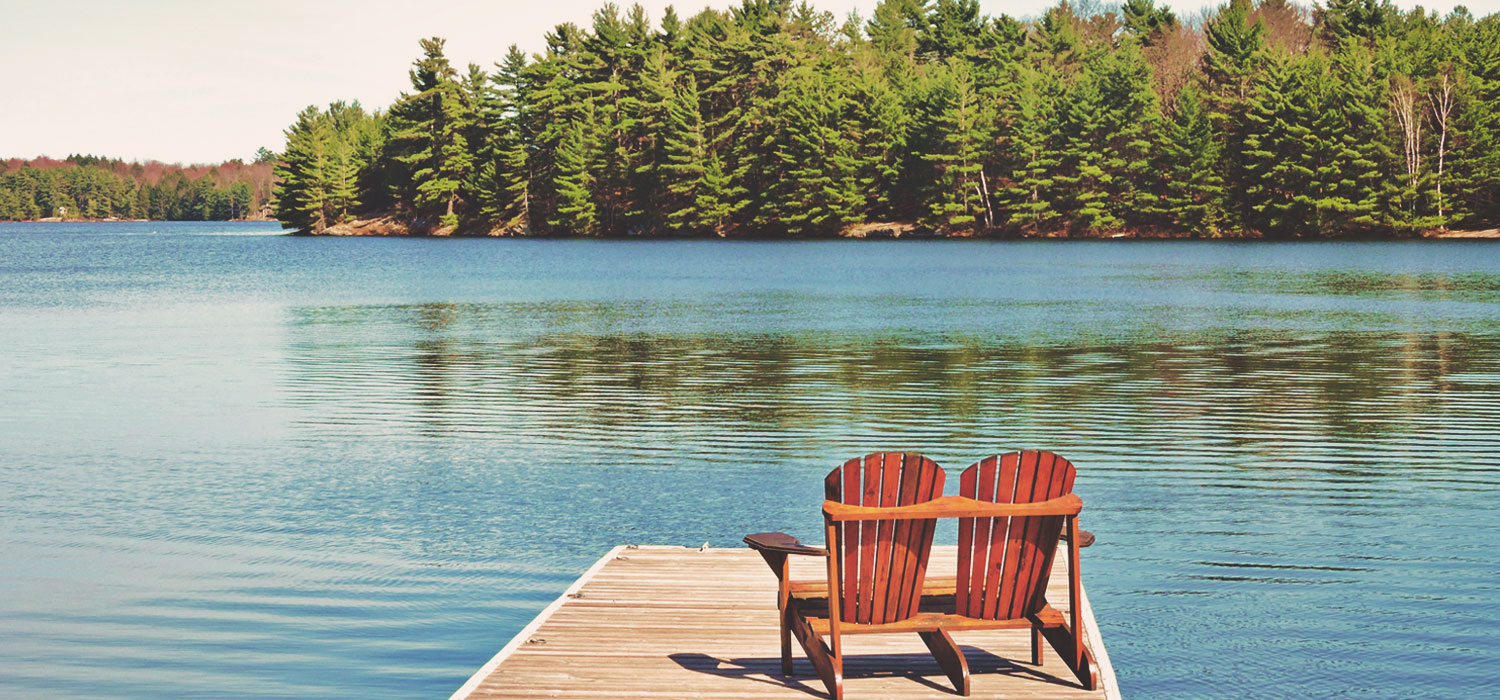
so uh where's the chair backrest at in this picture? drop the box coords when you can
[824,452,945,625]
[956,451,1076,620]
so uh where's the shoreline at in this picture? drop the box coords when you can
[6,216,1497,239]
[292,215,1500,240]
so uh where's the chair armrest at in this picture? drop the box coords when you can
[824,492,1082,522]
[1061,528,1095,547]
[744,532,829,557]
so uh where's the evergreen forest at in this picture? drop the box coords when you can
[0,154,277,222]
[274,0,1500,237]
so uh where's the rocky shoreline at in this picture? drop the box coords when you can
[290,215,1500,240]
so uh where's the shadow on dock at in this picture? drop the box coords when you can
[670,647,1085,697]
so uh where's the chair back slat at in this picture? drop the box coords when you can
[1010,452,1074,619]
[825,452,944,625]
[894,462,940,618]
[994,451,1039,618]
[958,451,1077,621]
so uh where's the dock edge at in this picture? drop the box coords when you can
[447,544,628,700]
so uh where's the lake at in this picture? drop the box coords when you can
[1,221,1497,699]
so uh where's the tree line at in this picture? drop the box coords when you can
[0,154,277,222]
[273,0,1500,237]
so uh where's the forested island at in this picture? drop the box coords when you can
[271,0,1500,239]
[0,155,276,222]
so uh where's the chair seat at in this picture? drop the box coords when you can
[798,599,1067,636]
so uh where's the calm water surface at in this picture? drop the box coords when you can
[2,222,1498,699]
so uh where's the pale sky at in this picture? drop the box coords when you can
[2,0,1493,164]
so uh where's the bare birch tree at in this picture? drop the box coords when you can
[1390,74,1422,197]
[1427,68,1457,222]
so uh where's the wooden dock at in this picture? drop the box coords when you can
[450,545,1121,700]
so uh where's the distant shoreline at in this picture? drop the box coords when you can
[4,218,275,224]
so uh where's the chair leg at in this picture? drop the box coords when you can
[919,629,971,696]
[790,608,843,699]
[1031,627,1044,666]
[1038,623,1099,690]
[779,604,794,676]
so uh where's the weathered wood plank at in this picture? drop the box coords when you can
[451,545,1121,700]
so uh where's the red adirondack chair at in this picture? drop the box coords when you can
[745,450,1097,699]
[950,451,1098,690]
[744,452,948,700]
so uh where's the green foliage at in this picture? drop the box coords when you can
[1318,0,1394,46]
[264,0,1500,237]
[274,101,382,233]
[1122,0,1178,44]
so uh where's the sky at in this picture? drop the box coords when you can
[2,0,1495,165]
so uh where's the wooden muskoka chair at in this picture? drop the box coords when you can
[744,450,1097,699]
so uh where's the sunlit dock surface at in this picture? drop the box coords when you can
[451,545,1121,700]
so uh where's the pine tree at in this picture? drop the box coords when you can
[385,38,473,229]
[1317,0,1391,47]
[1328,41,1391,232]
[1052,69,1117,232]
[1159,84,1228,234]
[1122,0,1178,45]
[696,150,738,234]
[916,60,994,230]
[550,111,602,235]
[760,60,866,234]
[998,65,1061,232]
[1204,0,1267,231]
[462,62,505,229]
[1093,39,1164,232]
[523,23,592,234]
[847,55,913,222]
[627,47,675,235]
[660,73,745,233]
[492,45,534,230]
[329,135,361,223]
[866,0,922,63]
[272,101,380,232]
[274,106,334,232]
[1241,49,1315,234]
[578,5,636,234]
[920,0,985,62]
[660,72,707,232]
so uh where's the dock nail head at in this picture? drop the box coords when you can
[526,637,546,645]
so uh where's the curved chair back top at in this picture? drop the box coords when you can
[823,452,945,625]
[956,451,1077,620]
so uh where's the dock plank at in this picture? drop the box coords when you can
[452,545,1120,699]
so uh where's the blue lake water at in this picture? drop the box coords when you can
[1,221,1498,699]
